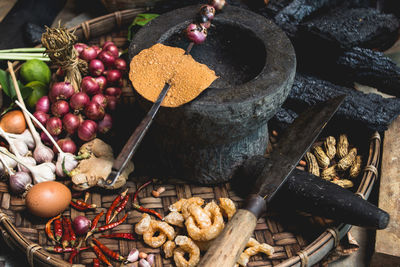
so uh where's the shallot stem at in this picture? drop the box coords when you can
[7,62,42,146]
[0,147,31,170]
[0,47,46,53]
[0,127,22,158]
[15,101,64,155]
[0,154,14,175]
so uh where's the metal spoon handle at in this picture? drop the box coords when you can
[105,82,171,186]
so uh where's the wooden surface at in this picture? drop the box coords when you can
[0,0,17,22]
[199,209,258,267]
[371,115,400,266]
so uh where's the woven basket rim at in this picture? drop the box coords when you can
[0,9,382,267]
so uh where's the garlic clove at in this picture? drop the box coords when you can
[33,144,54,163]
[55,153,78,177]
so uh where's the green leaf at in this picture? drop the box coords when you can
[128,13,159,41]
[7,73,16,99]
[19,84,32,100]
[0,69,11,98]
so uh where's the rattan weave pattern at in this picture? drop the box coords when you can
[0,10,381,267]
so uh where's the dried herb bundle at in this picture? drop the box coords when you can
[41,25,88,91]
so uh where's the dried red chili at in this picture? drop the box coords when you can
[110,193,131,222]
[92,238,125,261]
[91,242,113,267]
[44,246,89,253]
[45,214,60,242]
[69,249,78,264]
[65,217,76,247]
[93,258,100,267]
[106,188,128,224]
[99,233,136,241]
[70,199,96,211]
[54,217,62,242]
[61,217,70,248]
[133,203,163,220]
[86,210,104,240]
[96,213,128,232]
[133,180,152,203]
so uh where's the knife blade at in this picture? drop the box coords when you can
[199,95,346,267]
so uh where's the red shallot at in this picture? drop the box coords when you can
[62,113,81,134]
[35,96,50,113]
[49,82,74,102]
[51,100,70,117]
[78,120,97,141]
[70,92,90,112]
[81,76,100,95]
[33,111,50,128]
[46,117,62,136]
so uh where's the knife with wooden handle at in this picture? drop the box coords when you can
[199,95,346,267]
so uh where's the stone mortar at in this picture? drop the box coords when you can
[129,5,296,184]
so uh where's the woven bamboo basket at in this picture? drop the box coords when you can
[0,10,382,267]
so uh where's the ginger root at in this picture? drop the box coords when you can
[70,139,134,190]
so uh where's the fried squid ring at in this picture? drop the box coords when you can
[173,236,200,267]
[185,201,224,241]
[135,213,151,235]
[163,240,176,258]
[218,197,236,220]
[143,220,176,248]
[170,197,204,212]
[164,211,185,227]
[186,203,211,228]
[237,243,274,266]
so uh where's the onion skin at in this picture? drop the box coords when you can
[46,117,62,136]
[78,120,97,141]
[81,77,100,96]
[98,51,115,67]
[70,92,90,112]
[104,44,119,58]
[63,113,81,134]
[33,111,50,128]
[72,216,91,235]
[106,70,122,84]
[104,87,122,98]
[51,100,70,117]
[91,94,108,109]
[85,101,105,121]
[35,96,50,113]
[94,76,107,91]
[74,43,88,54]
[80,47,98,62]
[40,131,58,146]
[49,82,74,102]
[102,41,114,50]
[186,23,207,44]
[114,58,127,72]
[98,114,112,134]
[0,110,26,134]
[55,138,77,154]
[89,59,105,77]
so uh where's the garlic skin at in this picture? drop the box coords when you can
[9,171,32,194]
[12,139,29,156]
[33,144,54,163]
[18,156,36,173]
[31,162,56,184]
[56,153,78,177]
[8,129,35,150]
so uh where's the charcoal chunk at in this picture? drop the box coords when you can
[279,73,400,132]
[336,47,400,97]
[299,8,399,50]
[273,0,372,36]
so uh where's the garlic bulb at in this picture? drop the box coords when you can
[8,129,35,150]
[18,156,36,173]
[56,153,78,177]
[33,143,54,163]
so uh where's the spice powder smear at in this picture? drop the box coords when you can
[129,43,218,107]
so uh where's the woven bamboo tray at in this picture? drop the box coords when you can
[0,10,382,267]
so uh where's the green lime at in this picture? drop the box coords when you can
[20,59,51,85]
[25,81,48,108]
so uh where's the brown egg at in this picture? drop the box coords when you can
[25,181,71,218]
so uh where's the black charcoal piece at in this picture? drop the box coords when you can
[336,47,400,97]
[299,8,399,50]
[281,74,400,132]
[273,0,372,36]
